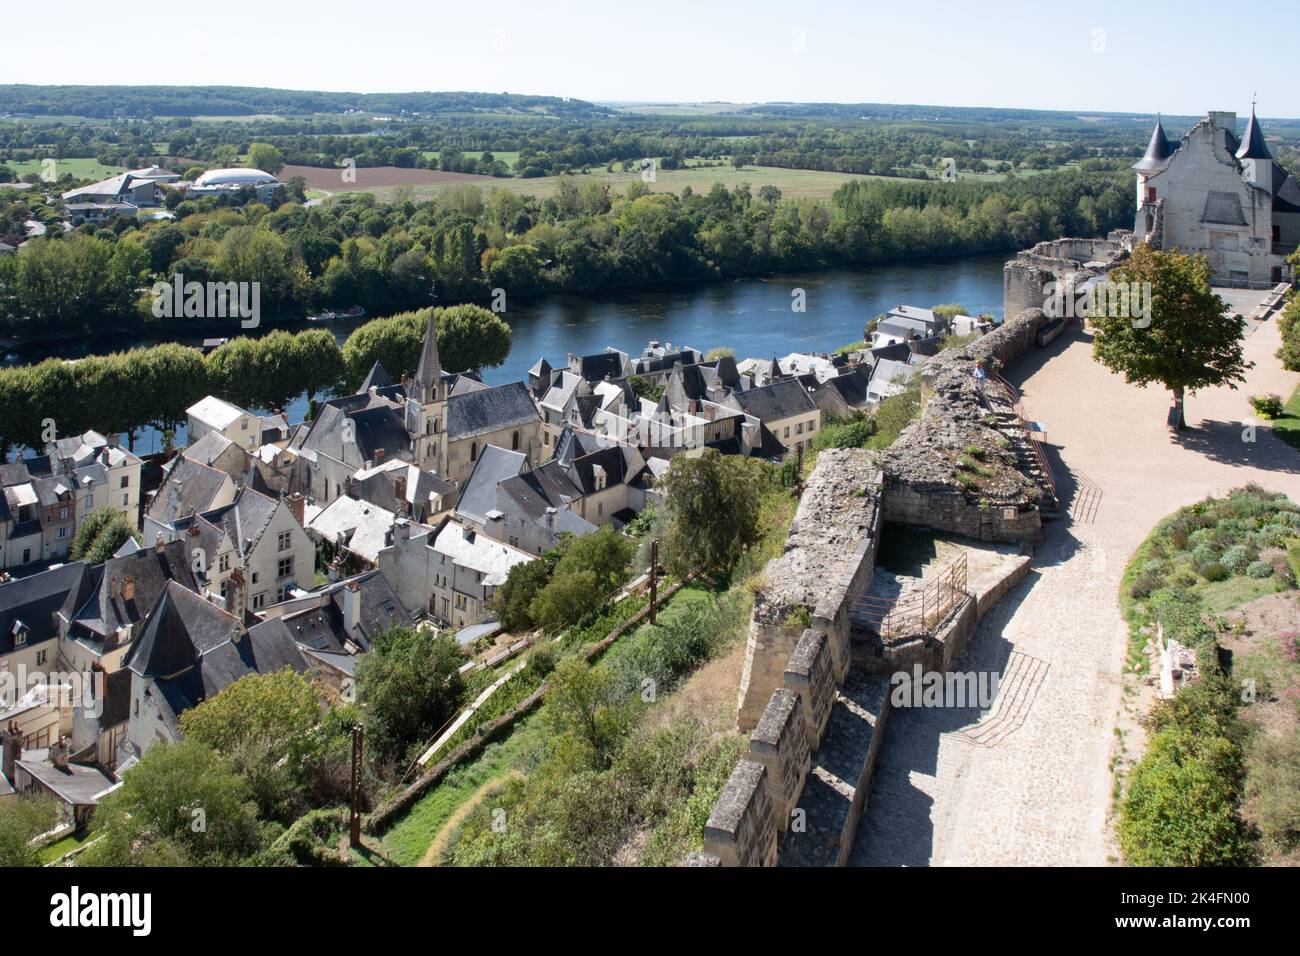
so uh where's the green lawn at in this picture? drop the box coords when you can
[0,157,125,180]
[378,710,549,867]
[1270,384,1300,451]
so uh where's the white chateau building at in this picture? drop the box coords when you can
[1134,107,1300,286]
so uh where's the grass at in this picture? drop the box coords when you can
[1269,384,1300,451]
[37,830,92,864]
[0,157,125,180]
[359,163,914,203]
[377,711,548,867]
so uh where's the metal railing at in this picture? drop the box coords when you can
[851,552,968,638]
[990,374,1057,504]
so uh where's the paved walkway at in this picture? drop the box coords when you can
[852,291,1300,866]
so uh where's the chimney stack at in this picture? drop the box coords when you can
[342,581,361,638]
[286,493,306,528]
[51,736,70,771]
[121,576,135,603]
[154,533,165,555]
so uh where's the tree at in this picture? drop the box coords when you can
[657,449,766,578]
[178,669,322,819]
[70,506,137,564]
[543,656,629,770]
[494,558,553,633]
[0,794,59,867]
[355,624,465,766]
[81,740,264,866]
[434,304,511,372]
[245,143,285,176]
[1091,246,1250,428]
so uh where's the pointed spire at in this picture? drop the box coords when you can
[415,311,442,400]
[1133,116,1173,172]
[1236,106,1271,160]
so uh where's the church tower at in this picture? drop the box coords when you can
[405,313,448,473]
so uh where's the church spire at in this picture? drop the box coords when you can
[415,311,442,402]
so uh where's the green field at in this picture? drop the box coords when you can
[421,150,521,169]
[361,162,928,203]
[0,156,125,180]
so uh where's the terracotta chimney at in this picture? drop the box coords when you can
[286,493,306,527]
[121,576,135,603]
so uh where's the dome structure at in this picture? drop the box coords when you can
[194,168,279,187]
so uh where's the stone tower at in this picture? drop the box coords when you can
[405,313,448,473]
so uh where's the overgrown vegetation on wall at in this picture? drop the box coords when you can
[1117,486,1300,865]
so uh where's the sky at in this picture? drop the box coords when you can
[3,0,1297,117]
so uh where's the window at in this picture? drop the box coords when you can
[278,557,294,579]
[512,431,520,451]
[120,475,129,489]
[58,527,67,539]
[783,426,790,438]
[597,503,603,516]
[796,422,803,435]
[84,496,93,510]
[809,420,816,432]
[252,593,265,610]
[1146,186,1156,203]
[58,506,68,520]
[219,553,230,573]
[470,442,478,462]
[14,630,26,647]
[277,531,292,552]
[36,649,46,666]
[121,494,128,507]
[241,419,248,430]
[251,572,259,585]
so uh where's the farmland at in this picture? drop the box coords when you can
[0,156,125,180]
[280,163,500,193]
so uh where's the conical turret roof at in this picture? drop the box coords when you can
[1236,108,1271,160]
[1133,118,1174,172]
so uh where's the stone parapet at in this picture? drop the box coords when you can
[784,629,836,749]
[703,759,778,867]
[748,687,810,833]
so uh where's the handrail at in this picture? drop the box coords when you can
[852,552,968,638]
[990,374,1057,503]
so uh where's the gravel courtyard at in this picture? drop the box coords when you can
[852,291,1300,866]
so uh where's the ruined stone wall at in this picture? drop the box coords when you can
[736,449,884,731]
[1002,233,1132,317]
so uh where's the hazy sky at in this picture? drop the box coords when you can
[4,0,1296,117]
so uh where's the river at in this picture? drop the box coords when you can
[16,254,1009,455]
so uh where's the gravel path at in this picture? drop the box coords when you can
[852,292,1300,866]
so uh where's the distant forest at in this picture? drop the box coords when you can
[0,85,614,119]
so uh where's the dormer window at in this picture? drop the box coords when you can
[12,620,28,646]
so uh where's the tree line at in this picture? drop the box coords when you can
[0,305,510,454]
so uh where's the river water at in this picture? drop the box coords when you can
[17,254,1009,454]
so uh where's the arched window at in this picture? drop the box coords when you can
[470,442,478,462]
[511,431,520,451]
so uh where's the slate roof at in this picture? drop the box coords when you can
[306,496,400,564]
[16,758,116,807]
[271,570,410,654]
[181,430,239,469]
[1236,110,1271,160]
[729,378,817,423]
[148,457,229,525]
[572,350,628,383]
[125,581,307,733]
[1133,118,1176,172]
[67,541,198,644]
[350,406,411,462]
[201,486,279,560]
[0,561,88,654]
[1202,191,1248,226]
[447,381,540,441]
[359,361,393,392]
[456,445,528,525]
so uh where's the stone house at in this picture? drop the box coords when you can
[122,580,307,757]
[723,378,822,458]
[377,517,534,626]
[1134,108,1300,285]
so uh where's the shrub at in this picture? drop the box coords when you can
[1190,543,1219,566]
[1220,545,1249,573]
[1246,560,1274,579]
[1249,393,1284,419]
[1199,562,1229,582]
